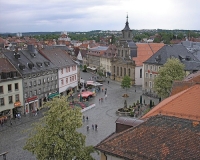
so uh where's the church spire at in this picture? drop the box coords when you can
[123,14,130,31]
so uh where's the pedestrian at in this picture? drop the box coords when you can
[95,124,98,130]
[105,91,107,95]
[87,125,89,131]
[92,124,94,130]
[105,94,107,100]
[99,98,101,104]
[102,88,104,92]
[101,98,103,103]
[108,80,109,84]
[86,116,88,121]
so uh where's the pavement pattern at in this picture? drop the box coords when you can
[0,71,159,160]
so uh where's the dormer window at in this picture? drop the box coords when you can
[44,61,50,66]
[28,63,34,69]
[14,53,20,59]
[155,55,161,62]
[18,64,25,70]
[36,62,43,67]
[30,53,36,57]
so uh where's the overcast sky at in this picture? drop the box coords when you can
[0,0,200,33]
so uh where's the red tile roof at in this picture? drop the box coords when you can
[95,115,200,160]
[132,43,164,66]
[0,57,16,72]
[142,84,200,121]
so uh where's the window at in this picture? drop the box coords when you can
[51,77,53,81]
[149,81,152,88]
[150,74,152,79]
[24,82,28,87]
[15,83,19,90]
[68,67,70,72]
[38,89,41,94]
[34,90,37,95]
[47,77,50,82]
[15,94,19,101]
[30,91,32,97]
[43,78,46,83]
[124,68,126,76]
[9,96,13,104]
[70,77,72,82]
[74,75,76,80]
[0,98,4,106]
[140,69,142,78]
[24,93,27,98]
[29,81,32,87]
[120,67,122,76]
[117,67,119,76]
[61,79,64,85]
[8,84,12,92]
[0,86,3,94]
[154,75,157,79]
[128,68,130,77]
[34,81,36,86]
[55,76,57,80]
[55,84,58,88]
[38,79,41,85]
[66,78,68,84]
[146,64,148,70]
[61,68,63,74]
[150,65,152,71]
[145,73,148,78]
[122,50,123,57]
[114,66,115,73]
[145,82,147,87]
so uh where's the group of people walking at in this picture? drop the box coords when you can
[87,124,98,131]
[83,115,98,131]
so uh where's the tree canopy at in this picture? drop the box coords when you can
[121,75,131,91]
[24,96,95,160]
[154,58,185,98]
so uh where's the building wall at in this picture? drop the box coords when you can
[0,78,23,117]
[111,60,135,85]
[88,54,100,69]
[58,65,78,94]
[23,69,58,113]
[100,57,112,76]
[143,63,160,94]
[135,66,143,86]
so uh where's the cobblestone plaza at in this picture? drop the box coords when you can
[0,71,159,160]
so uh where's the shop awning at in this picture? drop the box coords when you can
[48,93,60,99]
[78,91,94,98]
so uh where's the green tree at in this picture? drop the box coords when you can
[121,76,131,108]
[154,58,185,98]
[23,96,95,160]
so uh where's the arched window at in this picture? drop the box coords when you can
[128,68,131,76]
[117,67,119,76]
[124,68,126,76]
[140,68,142,78]
[120,67,122,76]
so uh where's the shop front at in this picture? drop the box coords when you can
[25,96,38,114]
[13,101,23,118]
[0,109,11,122]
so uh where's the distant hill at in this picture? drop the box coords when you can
[0,32,61,37]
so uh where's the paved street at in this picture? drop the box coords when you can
[0,71,159,160]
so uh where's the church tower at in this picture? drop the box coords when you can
[110,15,136,85]
[121,15,133,41]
